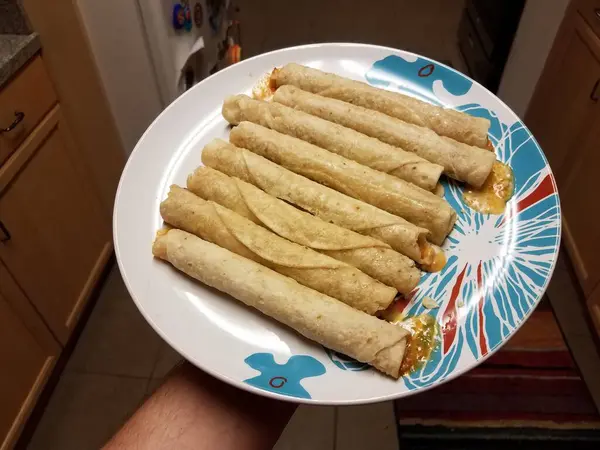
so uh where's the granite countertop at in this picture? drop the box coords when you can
[0,32,40,89]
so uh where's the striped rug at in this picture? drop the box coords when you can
[395,300,600,448]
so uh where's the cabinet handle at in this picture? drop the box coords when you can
[595,8,600,20]
[0,111,25,133]
[591,78,600,102]
[0,220,10,243]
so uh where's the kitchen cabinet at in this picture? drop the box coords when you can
[525,1,600,297]
[559,116,600,296]
[0,103,112,344]
[0,1,123,442]
[526,8,600,187]
[0,53,114,447]
[0,261,60,450]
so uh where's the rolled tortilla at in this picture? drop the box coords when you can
[160,186,397,314]
[222,95,443,191]
[187,167,424,289]
[201,139,433,258]
[153,228,408,378]
[229,122,456,245]
[274,85,496,188]
[272,63,490,148]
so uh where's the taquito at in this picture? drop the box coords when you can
[152,228,408,378]
[187,167,423,289]
[229,122,456,245]
[273,85,496,188]
[201,139,433,258]
[272,63,490,148]
[160,186,396,314]
[222,94,442,191]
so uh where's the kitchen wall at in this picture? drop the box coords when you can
[75,0,163,154]
[234,0,466,65]
[498,0,570,118]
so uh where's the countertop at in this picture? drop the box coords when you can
[0,32,40,89]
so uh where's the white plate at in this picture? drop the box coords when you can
[114,43,561,404]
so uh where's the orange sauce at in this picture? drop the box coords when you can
[420,244,447,273]
[463,161,514,214]
[380,303,440,376]
[485,138,495,151]
[252,68,278,101]
[398,314,439,375]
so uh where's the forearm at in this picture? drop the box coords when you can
[104,362,296,450]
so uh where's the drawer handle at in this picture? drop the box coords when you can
[591,78,600,102]
[0,220,10,243]
[595,8,600,19]
[0,111,25,133]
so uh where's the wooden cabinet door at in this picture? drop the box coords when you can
[560,116,600,295]
[0,261,60,449]
[525,9,600,187]
[0,105,112,344]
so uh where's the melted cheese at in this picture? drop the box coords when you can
[420,244,447,273]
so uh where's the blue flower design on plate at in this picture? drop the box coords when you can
[243,353,326,399]
[365,55,473,104]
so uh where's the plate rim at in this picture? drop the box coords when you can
[113,42,562,405]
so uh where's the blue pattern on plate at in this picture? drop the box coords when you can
[365,55,473,103]
[244,353,326,399]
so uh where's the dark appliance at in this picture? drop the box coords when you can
[458,0,526,92]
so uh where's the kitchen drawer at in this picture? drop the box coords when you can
[0,56,57,167]
[577,0,600,38]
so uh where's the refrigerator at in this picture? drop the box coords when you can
[76,0,240,152]
[137,0,239,105]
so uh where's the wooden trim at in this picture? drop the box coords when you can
[562,217,589,289]
[1,356,56,450]
[65,242,113,328]
[0,104,59,195]
[22,0,125,217]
